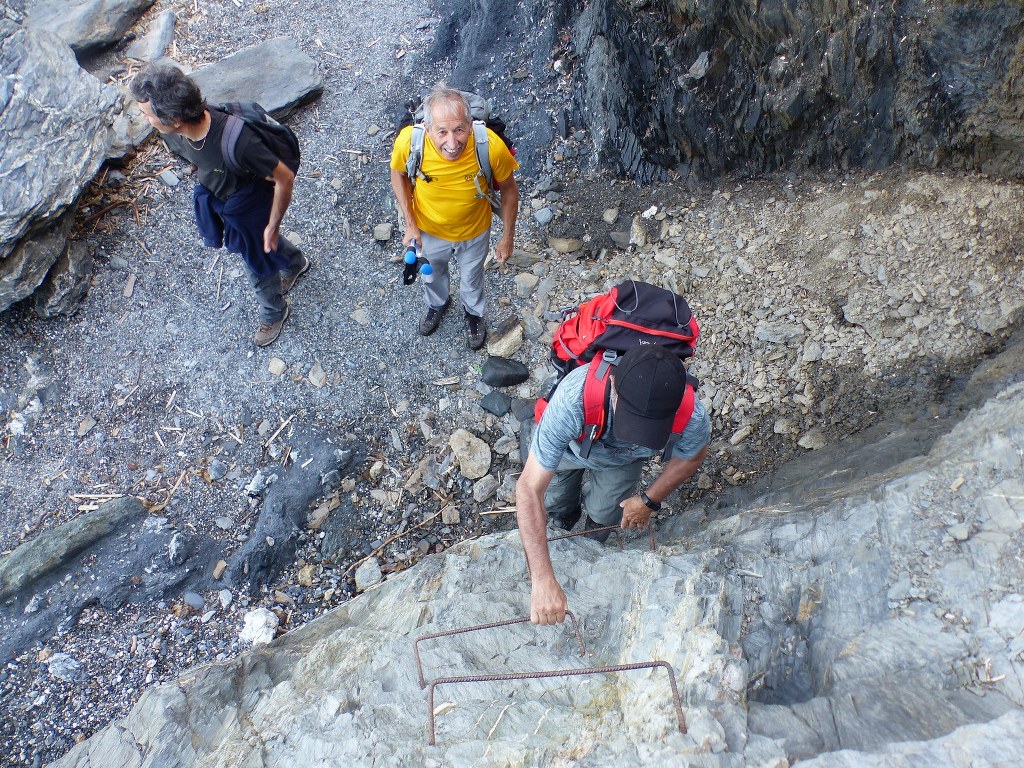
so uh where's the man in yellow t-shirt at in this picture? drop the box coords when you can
[389,83,520,350]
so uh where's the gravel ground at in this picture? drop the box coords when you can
[2,1,1023,766]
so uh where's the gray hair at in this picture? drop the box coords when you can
[423,82,471,127]
[130,63,206,125]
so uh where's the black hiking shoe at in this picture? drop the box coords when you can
[419,298,451,336]
[465,312,486,351]
[550,507,582,532]
[583,515,614,544]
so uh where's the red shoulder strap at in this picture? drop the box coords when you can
[578,356,612,458]
[671,380,696,433]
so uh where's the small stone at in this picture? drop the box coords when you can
[77,416,96,437]
[354,558,383,592]
[547,236,583,254]
[366,123,381,136]
[239,608,279,646]
[183,591,205,611]
[297,564,316,587]
[268,358,287,375]
[308,363,327,388]
[797,428,827,450]
[609,230,631,249]
[158,169,179,187]
[697,472,713,490]
[533,208,555,225]
[480,391,512,417]
[514,273,539,297]
[472,474,499,502]
[218,589,233,610]
[603,208,619,224]
[350,308,370,325]
[212,560,228,580]
[441,505,460,525]
[486,320,524,358]
[729,426,752,446]
[949,524,970,542]
[208,459,227,481]
[449,429,491,479]
[214,516,234,530]
[45,653,82,682]
[200,611,216,624]
[373,222,393,242]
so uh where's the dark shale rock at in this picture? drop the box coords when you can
[25,0,157,58]
[32,240,94,318]
[479,390,512,417]
[0,21,117,314]
[571,0,1024,181]
[480,356,530,387]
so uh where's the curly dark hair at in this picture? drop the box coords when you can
[129,63,206,125]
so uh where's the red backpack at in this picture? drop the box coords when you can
[534,280,700,458]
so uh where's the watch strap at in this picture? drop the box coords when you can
[639,490,661,511]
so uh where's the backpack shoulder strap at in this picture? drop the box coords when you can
[470,120,501,210]
[405,124,428,186]
[219,111,246,178]
[661,374,699,460]
[578,355,614,459]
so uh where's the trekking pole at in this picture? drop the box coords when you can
[402,240,433,284]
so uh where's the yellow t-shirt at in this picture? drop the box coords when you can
[390,124,519,242]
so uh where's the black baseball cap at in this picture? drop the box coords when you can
[611,347,687,450]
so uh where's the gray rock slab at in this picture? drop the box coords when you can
[0,21,117,312]
[25,0,157,57]
[480,356,530,387]
[125,9,175,61]
[191,37,324,120]
[0,496,141,599]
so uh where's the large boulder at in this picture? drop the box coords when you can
[0,20,117,314]
[24,0,157,58]
[192,37,324,119]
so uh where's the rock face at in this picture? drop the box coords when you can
[24,0,157,58]
[0,21,117,314]
[571,0,1024,181]
[51,378,1024,766]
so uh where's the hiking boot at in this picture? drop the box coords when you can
[419,298,450,336]
[583,515,614,544]
[465,312,486,351]
[255,305,290,347]
[550,507,582,532]
[280,254,311,294]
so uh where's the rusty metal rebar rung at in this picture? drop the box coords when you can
[413,612,587,689]
[426,659,687,745]
[547,521,656,551]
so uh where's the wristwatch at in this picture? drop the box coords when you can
[639,490,662,511]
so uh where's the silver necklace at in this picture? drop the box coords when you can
[186,133,208,150]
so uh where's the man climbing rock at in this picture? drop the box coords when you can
[131,63,310,347]
[389,82,519,350]
[516,347,711,625]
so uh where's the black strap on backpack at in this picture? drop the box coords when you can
[217,102,300,179]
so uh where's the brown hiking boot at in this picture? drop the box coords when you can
[280,254,311,294]
[255,305,290,347]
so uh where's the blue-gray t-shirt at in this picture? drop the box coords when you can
[530,364,712,472]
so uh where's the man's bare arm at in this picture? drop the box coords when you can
[620,446,709,528]
[389,168,421,247]
[263,160,295,253]
[515,454,567,625]
[494,175,519,262]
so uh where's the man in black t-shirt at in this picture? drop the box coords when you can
[131,64,310,346]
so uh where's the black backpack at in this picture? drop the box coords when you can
[217,101,300,177]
